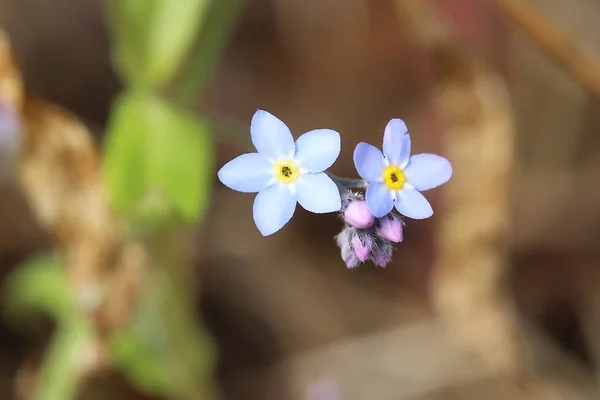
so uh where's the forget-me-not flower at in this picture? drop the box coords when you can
[218,110,342,236]
[353,119,452,219]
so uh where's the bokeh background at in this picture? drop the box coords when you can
[0,0,600,399]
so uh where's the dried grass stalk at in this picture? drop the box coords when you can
[497,0,600,99]
[395,0,560,398]
[0,27,145,394]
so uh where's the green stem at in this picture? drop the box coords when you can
[32,320,95,400]
[150,227,216,400]
[327,172,367,190]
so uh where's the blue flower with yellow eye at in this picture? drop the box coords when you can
[353,119,452,219]
[218,110,342,236]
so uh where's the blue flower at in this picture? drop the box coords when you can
[218,110,342,236]
[353,119,452,219]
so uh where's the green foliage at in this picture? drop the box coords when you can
[146,0,211,88]
[4,1,244,399]
[103,92,214,224]
[110,274,215,400]
[106,0,155,86]
[2,255,95,400]
[174,0,244,102]
[110,233,215,400]
[33,321,95,400]
[3,255,73,323]
[107,0,211,89]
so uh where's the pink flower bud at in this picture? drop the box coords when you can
[344,200,374,229]
[352,236,370,262]
[374,250,388,268]
[376,215,403,243]
[344,255,359,269]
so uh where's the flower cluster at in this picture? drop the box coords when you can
[336,192,404,268]
[217,110,452,268]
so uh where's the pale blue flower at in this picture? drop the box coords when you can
[218,110,342,236]
[353,119,452,219]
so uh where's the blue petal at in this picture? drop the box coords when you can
[250,110,296,159]
[217,153,273,193]
[295,172,341,213]
[294,129,341,173]
[365,182,394,218]
[394,186,433,219]
[383,119,411,167]
[404,153,452,191]
[353,142,385,182]
[253,184,296,236]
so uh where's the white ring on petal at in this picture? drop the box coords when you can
[296,172,341,213]
[404,153,452,191]
[365,182,394,218]
[294,129,341,173]
[252,184,297,236]
[353,142,385,182]
[394,186,433,219]
[217,153,273,193]
[250,110,296,159]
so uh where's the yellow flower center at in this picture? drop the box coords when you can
[274,160,299,184]
[382,165,406,190]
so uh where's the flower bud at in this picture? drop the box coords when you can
[335,200,397,269]
[376,215,403,243]
[373,250,389,268]
[336,229,358,269]
[373,241,392,268]
[352,235,370,262]
[344,200,374,229]
[344,255,359,269]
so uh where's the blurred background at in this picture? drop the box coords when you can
[0,0,600,399]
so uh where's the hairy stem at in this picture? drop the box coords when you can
[327,172,367,191]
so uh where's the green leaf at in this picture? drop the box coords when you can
[103,92,214,223]
[2,254,74,324]
[110,325,169,396]
[174,0,243,103]
[106,0,157,86]
[106,0,210,88]
[103,93,149,215]
[145,99,214,222]
[146,0,211,87]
